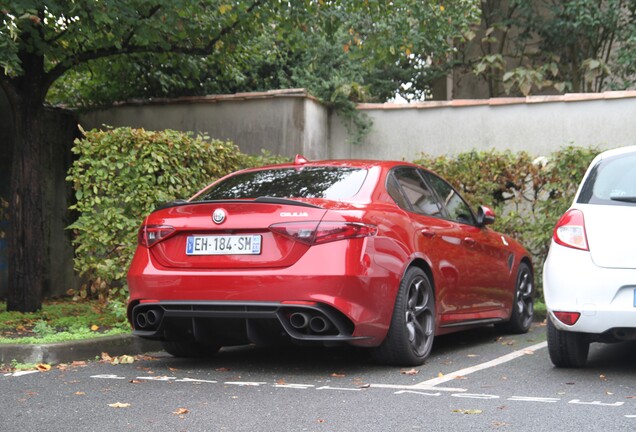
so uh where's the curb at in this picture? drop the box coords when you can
[0,335,162,365]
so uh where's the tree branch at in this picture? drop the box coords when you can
[43,0,263,90]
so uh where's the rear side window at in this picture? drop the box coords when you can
[194,167,368,201]
[578,152,636,206]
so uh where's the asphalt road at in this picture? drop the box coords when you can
[2,323,635,432]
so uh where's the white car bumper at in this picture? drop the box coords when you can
[543,240,636,335]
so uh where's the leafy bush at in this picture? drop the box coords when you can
[415,146,599,298]
[67,127,248,300]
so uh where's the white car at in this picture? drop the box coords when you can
[544,145,636,367]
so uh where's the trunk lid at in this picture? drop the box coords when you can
[147,200,328,269]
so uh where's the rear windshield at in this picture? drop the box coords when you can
[578,152,636,206]
[193,166,368,201]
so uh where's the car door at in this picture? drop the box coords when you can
[420,170,511,315]
[388,167,474,321]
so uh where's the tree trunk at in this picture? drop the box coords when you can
[6,85,46,312]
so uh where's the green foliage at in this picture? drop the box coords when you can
[67,127,246,299]
[471,0,636,96]
[39,1,480,142]
[0,299,128,344]
[415,146,599,298]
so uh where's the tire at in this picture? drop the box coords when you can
[161,340,221,358]
[373,267,435,366]
[547,317,589,368]
[495,262,534,334]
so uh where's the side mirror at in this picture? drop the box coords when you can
[476,205,496,227]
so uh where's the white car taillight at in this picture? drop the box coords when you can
[553,209,589,251]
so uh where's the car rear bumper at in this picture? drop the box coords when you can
[543,241,636,335]
[130,300,369,345]
[127,245,400,347]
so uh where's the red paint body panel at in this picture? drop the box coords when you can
[127,159,531,348]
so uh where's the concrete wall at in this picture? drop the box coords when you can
[330,92,636,161]
[80,89,330,160]
[81,90,636,163]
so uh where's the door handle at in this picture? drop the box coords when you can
[420,228,436,238]
[463,237,476,247]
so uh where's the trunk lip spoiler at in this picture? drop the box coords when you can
[154,196,323,212]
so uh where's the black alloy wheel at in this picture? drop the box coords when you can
[373,267,435,366]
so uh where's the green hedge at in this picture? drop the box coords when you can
[67,127,598,302]
[67,127,287,301]
[415,146,599,298]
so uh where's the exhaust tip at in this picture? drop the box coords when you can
[309,316,331,333]
[289,312,310,330]
[135,312,148,329]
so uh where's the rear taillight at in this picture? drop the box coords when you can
[553,209,588,251]
[553,311,581,326]
[138,224,176,248]
[269,221,377,245]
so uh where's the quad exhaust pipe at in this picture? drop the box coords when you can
[134,308,163,330]
[288,311,333,334]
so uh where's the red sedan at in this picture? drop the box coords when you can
[127,156,534,366]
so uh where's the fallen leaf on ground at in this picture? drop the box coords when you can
[276,378,286,385]
[606,391,614,395]
[71,361,87,367]
[108,402,130,408]
[467,354,479,358]
[523,350,535,355]
[36,364,51,372]
[216,367,230,372]
[400,369,418,375]
[452,409,482,415]
[599,374,607,381]
[129,380,142,384]
[91,325,99,331]
[75,392,86,395]
[357,383,371,389]
[173,408,190,415]
[116,355,135,364]
[101,352,113,362]
[330,372,346,378]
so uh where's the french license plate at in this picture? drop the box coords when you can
[186,235,262,256]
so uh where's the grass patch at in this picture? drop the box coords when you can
[0,299,129,345]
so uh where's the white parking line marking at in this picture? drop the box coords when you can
[316,386,361,391]
[273,384,315,389]
[414,341,547,387]
[569,399,624,407]
[5,370,39,377]
[509,396,560,403]
[371,383,466,392]
[394,390,441,396]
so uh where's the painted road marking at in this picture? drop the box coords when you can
[415,341,547,387]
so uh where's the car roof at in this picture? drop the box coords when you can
[594,145,636,160]
[255,157,421,171]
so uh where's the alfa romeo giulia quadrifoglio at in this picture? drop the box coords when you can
[127,156,534,366]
